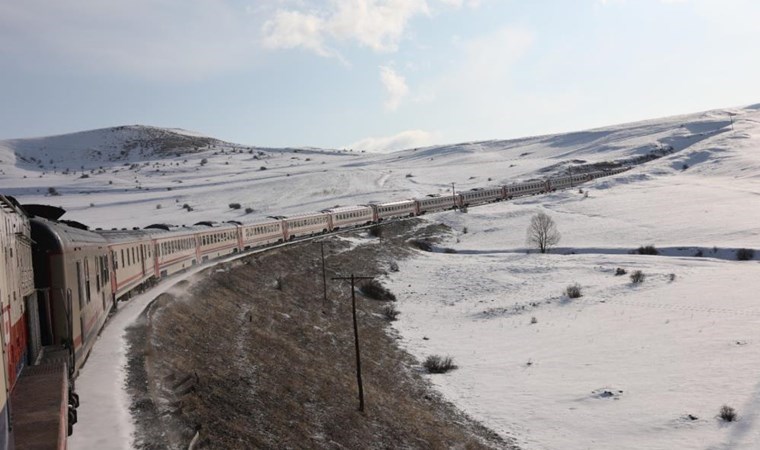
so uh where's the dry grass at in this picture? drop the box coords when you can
[127,220,511,449]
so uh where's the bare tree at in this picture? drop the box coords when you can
[526,212,560,253]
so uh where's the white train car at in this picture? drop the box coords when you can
[506,180,547,198]
[283,213,330,240]
[147,225,201,278]
[326,205,374,230]
[240,219,284,250]
[549,176,573,191]
[373,200,417,222]
[459,186,504,207]
[29,216,113,374]
[195,222,241,262]
[99,229,155,302]
[415,195,456,214]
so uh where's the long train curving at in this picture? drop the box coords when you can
[0,166,628,448]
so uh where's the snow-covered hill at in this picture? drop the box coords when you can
[1,105,758,231]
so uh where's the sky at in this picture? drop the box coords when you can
[1,0,759,152]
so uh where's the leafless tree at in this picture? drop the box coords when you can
[526,212,560,253]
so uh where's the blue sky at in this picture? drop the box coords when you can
[1,0,759,151]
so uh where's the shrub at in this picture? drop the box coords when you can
[245,207,254,214]
[719,405,737,422]
[736,248,755,261]
[409,239,433,252]
[630,270,645,284]
[405,173,414,178]
[462,227,468,234]
[383,304,399,321]
[260,166,267,171]
[229,203,241,210]
[423,355,457,374]
[360,280,396,301]
[200,158,208,166]
[156,204,162,209]
[530,316,538,325]
[47,187,60,196]
[614,267,627,276]
[565,283,582,298]
[369,225,383,238]
[636,245,659,255]
[669,273,676,282]
[389,261,399,272]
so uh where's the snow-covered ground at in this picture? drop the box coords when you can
[1,104,759,449]
[385,191,760,450]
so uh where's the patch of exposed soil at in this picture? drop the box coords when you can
[127,219,516,449]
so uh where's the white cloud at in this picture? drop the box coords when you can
[262,10,330,57]
[419,25,534,102]
[379,66,409,111]
[348,129,436,152]
[0,0,257,81]
[261,0,433,58]
[437,0,481,7]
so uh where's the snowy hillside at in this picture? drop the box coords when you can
[1,105,758,231]
[2,104,760,450]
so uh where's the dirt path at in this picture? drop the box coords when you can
[126,219,516,449]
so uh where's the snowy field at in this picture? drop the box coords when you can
[1,104,759,449]
[386,188,760,450]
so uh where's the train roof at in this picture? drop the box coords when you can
[322,205,373,214]
[374,199,415,207]
[30,216,108,250]
[283,211,329,220]
[97,228,154,244]
[240,218,282,227]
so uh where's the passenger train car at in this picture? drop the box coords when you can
[0,165,629,448]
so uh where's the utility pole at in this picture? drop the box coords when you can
[451,182,456,208]
[332,273,374,413]
[319,241,327,305]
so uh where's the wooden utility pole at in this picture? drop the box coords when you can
[332,274,374,413]
[319,241,327,305]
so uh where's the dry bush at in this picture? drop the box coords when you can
[360,280,397,301]
[614,267,627,276]
[383,304,400,321]
[636,245,659,255]
[737,248,755,261]
[424,355,457,374]
[369,225,383,238]
[719,405,738,422]
[565,283,582,298]
[409,239,433,252]
[630,270,645,284]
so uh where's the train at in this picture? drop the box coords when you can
[0,165,628,448]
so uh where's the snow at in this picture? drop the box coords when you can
[1,103,759,449]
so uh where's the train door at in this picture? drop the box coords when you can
[139,245,144,276]
[75,261,86,350]
[24,293,41,365]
